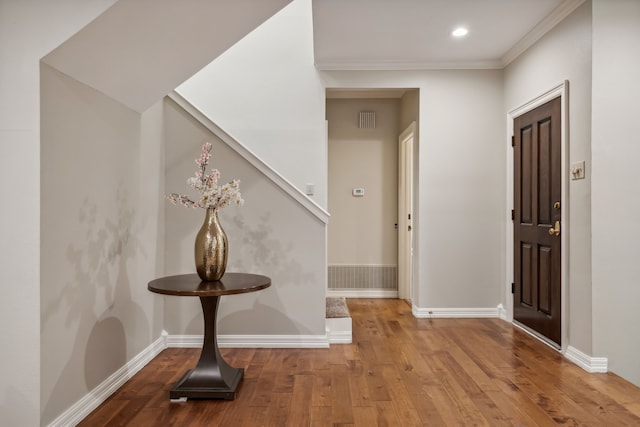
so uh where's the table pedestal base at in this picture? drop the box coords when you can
[169,295,242,401]
[170,367,243,400]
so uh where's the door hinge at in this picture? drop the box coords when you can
[511,283,515,294]
[511,209,515,221]
[511,135,515,147]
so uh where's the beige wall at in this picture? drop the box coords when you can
[327,98,400,266]
[0,1,118,425]
[40,64,165,425]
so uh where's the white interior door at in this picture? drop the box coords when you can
[398,123,415,301]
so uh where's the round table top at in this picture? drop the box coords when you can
[148,273,271,297]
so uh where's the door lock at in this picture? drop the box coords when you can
[548,221,561,236]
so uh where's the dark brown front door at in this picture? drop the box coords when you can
[513,97,562,347]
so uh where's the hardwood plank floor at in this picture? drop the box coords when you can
[78,299,640,426]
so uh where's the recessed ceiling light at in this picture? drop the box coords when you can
[452,27,469,37]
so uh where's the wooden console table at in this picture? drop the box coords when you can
[148,273,271,400]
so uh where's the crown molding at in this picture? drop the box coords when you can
[501,0,586,67]
[315,59,503,71]
[326,88,408,99]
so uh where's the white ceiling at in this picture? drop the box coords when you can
[312,0,584,70]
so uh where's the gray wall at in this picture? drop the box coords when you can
[592,0,640,386]
[321,70,505,310]
[176,0,328,210]
[163,98,327,337]
[504,2,593,354]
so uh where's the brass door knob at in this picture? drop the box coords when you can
[548,221,561,236]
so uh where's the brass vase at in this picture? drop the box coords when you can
[195,208,228,281]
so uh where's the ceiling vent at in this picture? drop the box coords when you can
[358,111,376,129]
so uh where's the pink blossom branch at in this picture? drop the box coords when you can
[165,142,243,211]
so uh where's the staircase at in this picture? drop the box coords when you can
[326,297,352,344]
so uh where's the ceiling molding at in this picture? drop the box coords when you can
[315,59,504,71]
[501,0,586,67]
[326,89,408,99]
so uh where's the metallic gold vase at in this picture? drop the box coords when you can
[195,208,228,281]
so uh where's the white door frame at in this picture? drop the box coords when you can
[506,81,569,351]
[398,122,416,301]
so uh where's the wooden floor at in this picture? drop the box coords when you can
[79,299,640,426]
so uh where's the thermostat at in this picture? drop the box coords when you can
[352,188,365,197]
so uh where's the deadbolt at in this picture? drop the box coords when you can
[553,201,561,210]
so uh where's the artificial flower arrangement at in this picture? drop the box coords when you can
[166,142,244,210]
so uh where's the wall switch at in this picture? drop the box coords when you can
[352,188,365,197]
[306,184,315,196]
[571,161,585,180]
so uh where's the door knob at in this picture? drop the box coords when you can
[548,221,561,236]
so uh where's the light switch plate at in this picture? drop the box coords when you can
[571,161,585,180]
[305,184,315,196]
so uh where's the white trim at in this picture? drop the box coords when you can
[564,346,608,373]
[398,122,416,302]
[315,59,502,71]
[326,318,353,344]
[326,289,398,299]
[412,306,500,319]
[506,81,569,351]
[168,91,330,224]
[501,0,586,67]
[167,334,330,349]
[47,333,167,427]
[166,334,203,348]
[328,331,353,344]
[497,304,507,320]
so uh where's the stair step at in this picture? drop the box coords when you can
[326,297,350,318]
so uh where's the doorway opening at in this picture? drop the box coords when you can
[325,89,418,301]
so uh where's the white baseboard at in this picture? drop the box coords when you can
[47,332,167,427]
[565,346,608,373]
[166,334,204,348]
[167,334,330,349]
[327,289,398,298]
[497,304,507,320]
[328,330,353,344]
[326,317,352,344]
[412,306,500,318]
